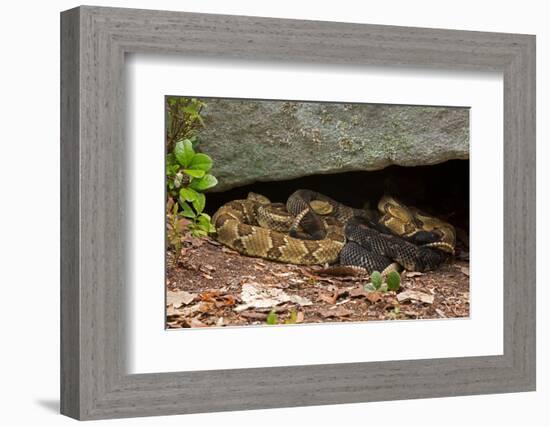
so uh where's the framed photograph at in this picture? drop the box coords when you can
[60,6,536,420]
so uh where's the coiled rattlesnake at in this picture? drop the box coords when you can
[212,189,455,272]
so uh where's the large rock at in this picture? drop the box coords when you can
[196,99,469,192]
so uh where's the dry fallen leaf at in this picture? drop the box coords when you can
[199,291,236,308]
[198,301,216,313]
[459,266,470,276]
[397,290,435,304]
[166,290,196,309]
[318,293,338,305]
[219,295,236,307]
[349,287,370,298]
[199,291,221,302]
[318,288,348,305]
[189,318,207,328]
[366,291,383,303]
[166,305,181,317]
[234,283,312,312]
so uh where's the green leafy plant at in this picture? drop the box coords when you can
[364,270,401,293]
[167,139,218,238]
[165,96,218,241]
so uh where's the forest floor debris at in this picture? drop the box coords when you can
[166,235,470,328]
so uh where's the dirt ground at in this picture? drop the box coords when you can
[165,233,470,328]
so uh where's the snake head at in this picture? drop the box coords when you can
[310,200,334,215]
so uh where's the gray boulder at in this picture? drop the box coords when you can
[196,99,469,192]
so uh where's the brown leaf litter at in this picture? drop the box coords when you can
[166,234,470,328]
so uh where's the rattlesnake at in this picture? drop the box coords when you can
[212,189,455,272]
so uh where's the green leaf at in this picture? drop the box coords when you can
[284,310,298,324]
[386,271,401,291]
[266,310,278,325]
[183,169,205,178]
[188,153,213,171]
[178,199,196,219]
[197,214,216,233]
[174,139,195,167]
[192,192,205,214]
[197,213,211,228]
[370,271,383,289]
[191,228,208,237]
[179,187,199,202]
[190,174,218,191]
[166,164,180,177]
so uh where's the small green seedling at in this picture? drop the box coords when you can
[371,271,383,289]
[284,310,298,325]
[364,270,402,293]
[266,310,278,325]
[386,271,401,291]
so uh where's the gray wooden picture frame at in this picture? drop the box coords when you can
[60,5,536,420]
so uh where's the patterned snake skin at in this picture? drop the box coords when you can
[212,189,455,272]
